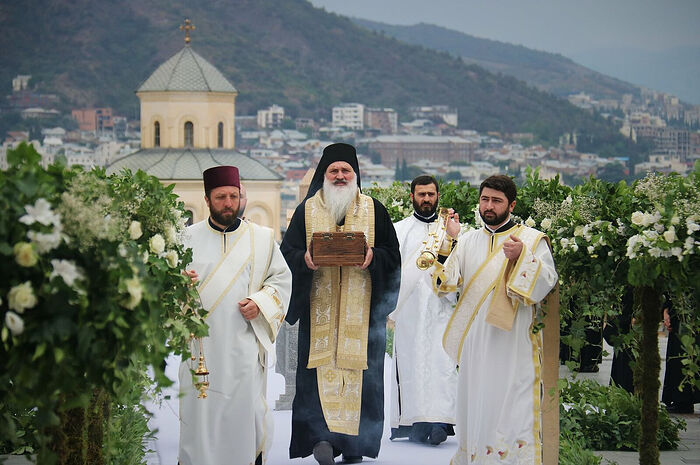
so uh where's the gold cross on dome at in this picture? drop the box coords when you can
[180,19,195,44]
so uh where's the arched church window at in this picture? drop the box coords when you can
[154,122,160,147]
[217,122,224,148]
[184,121,194,148]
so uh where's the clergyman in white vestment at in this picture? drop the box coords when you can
[179,166,291,465]
[389,175,458,445]
[434,175,557,465]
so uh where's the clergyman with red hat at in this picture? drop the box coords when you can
[281,143,401,465]
[178,165,292,465]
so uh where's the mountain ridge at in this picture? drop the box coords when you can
[0,0,624,146]
[351,18,641,102]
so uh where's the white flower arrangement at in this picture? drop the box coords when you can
[149,234,166,255]
[8,281,37,313]
[129,220,143,240]
[1,144,206,453]
[14,242,38,267]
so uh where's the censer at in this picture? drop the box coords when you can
[416,207,450,270]
[190,333,210,399]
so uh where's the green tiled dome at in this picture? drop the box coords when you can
[137,47,237,93]
[106,149,280,181]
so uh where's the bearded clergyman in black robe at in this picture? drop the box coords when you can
[281,143,401,465]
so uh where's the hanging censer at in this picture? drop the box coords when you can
[190,333,210,399]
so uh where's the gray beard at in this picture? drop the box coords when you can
[323,178,358,225]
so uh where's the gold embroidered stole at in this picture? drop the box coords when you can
[485,227,544,331]
[442,225,543,363]
[305,190,375,435]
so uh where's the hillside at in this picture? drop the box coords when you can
[352,19,640,101]
[0,0,623,145]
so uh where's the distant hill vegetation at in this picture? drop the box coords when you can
[0,0,627,146]
[352,19,640,101]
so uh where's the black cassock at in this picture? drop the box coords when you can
[280,197,401,460]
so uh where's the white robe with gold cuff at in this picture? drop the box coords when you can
[389,214,458,429]
[178,219,291,465]
[435,224,557,465]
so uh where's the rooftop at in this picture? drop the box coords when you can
[137,46,237,94]
[106,148,281,181]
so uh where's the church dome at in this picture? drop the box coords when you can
[137,46,237,93]
[106,148,281,181]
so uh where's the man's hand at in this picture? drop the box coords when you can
[183,269,199,284]
[446,209,460,239]
[238,298,260,320]
[503,234,523,260]
[304,249,319,270]
[359,243,373,269]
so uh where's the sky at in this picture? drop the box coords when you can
[308,0,700,56]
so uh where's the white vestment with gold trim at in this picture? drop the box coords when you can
[389,215,458,429]
[435,225,557,465]
[178,220,291,465]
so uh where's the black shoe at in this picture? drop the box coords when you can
[428,425,448,445]
[342,456,363,464]
[666,403,694,414]
[408,426,430,443]
[313,441,335,465]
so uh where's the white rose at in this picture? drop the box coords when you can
[560,238,569,248]
[8,281,38,313]
[524,217,536,227]
[571,243,579,252]
[14,242,38,267]
[124,277,143,309]
[164,250,179,268]
[663,226,677,244]
[631,211,644,226]
[540,218,552,231]
[165,225,177,244]
[149,234,165,255]
[587,246,594,254]
[5,311,24,336]
[129,221,143,240]
[671,215,680,225]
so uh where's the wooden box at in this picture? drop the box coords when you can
[311,231,366,267]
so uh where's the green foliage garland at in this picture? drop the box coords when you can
[0,143,208,463]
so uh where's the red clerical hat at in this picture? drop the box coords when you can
[203,166,240,192]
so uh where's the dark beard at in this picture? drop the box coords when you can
[413,198,437,217]
[210,206,238,227]
[480,208,509,226]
